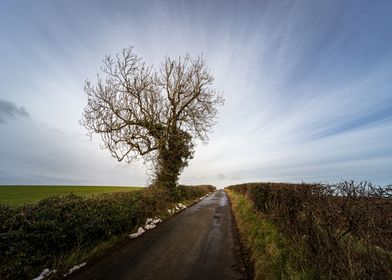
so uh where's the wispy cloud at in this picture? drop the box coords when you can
[0,99,29,123]
[0,0,391,187]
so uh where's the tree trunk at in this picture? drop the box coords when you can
[153,129,193,194]
[154,147,182,193]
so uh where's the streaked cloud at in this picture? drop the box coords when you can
[0,0,391,187]
[0,99,29,123]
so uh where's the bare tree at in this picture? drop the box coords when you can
[80,47,224,192]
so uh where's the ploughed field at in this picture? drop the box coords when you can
[0,185,141,205]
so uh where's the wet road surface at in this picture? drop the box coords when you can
[68,190,246,280]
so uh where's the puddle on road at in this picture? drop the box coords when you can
[187,191,219,213]
[205,190,228,206]
[185,190,228,214]
[213,206,222,226]
[219,192,228,206]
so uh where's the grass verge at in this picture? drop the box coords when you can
[226,189,310,280]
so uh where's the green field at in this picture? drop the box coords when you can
[0,185,141,206]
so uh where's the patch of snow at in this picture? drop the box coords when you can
[177,203,186,209]
[129,227,145,238]
[33,268,57,280]
[168,206,180,215]
[129,216,163,239]
[63,262,86,277]
[143,216,162,230]
[168,202,189,215]
[145,217,162,226]
[144,223,156,229]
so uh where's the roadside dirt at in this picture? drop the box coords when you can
[67,190,249,280]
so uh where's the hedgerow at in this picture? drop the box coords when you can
[227,181,392,279]
[0,185,214,279]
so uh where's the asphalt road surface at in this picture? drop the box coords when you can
[68,189,247,280]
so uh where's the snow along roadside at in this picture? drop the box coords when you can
[32,192,213,280]
[128,192,213,239]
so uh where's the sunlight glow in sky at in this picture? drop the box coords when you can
[1,0,391,188]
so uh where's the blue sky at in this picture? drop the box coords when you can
[0,0,391,188]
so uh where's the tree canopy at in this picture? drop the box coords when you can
[81,47,224,191]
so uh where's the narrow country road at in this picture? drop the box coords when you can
[68,190,247,280]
